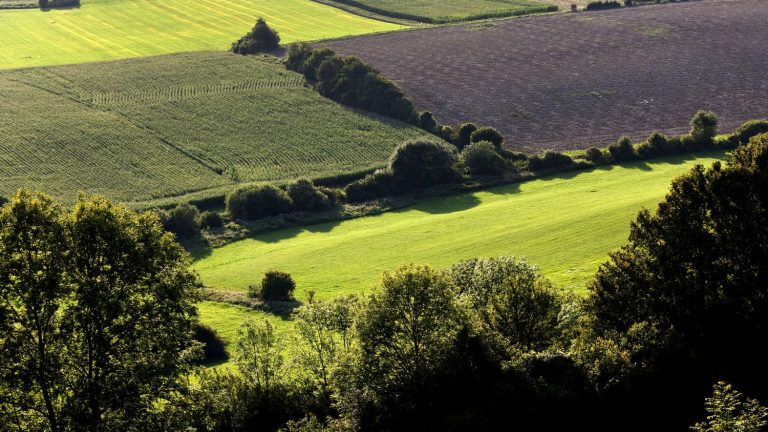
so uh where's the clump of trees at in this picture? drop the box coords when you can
[585,0,621,10]
[232,18,280,54]
[285,43,416,122]
[227,184,293,220]
[0,191,198,431]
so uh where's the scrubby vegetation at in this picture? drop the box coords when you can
[326,0,558,23]
[232,18,280,54]
[585,0,621,10]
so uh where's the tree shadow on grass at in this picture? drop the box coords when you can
[406,192,482,214]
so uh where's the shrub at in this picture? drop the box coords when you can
[0,196,7,207]
[165,203,200,237]
[198,211,224,229]
[260,270,296,301]
[584,147,607,164]
[286,178,331,213]
[344,169,397,203]
[585,0,621,10]
[317,186,345,207]
[439,125,457,144]
[528,151,575,171]
[458,123,478,149]
[388,140,458,188]
[689,110,718,147]
[285,42,313,73]
[193,324,229,362]
[231,18,280,55]
[226,185,292,220]
[470,126,504,149]
[608,136,636,162]
[636,131,669,159]
[729,119,768,146]
[461,141,508,176]
[419,111,437,132]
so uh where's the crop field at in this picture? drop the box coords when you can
[327,0,557,23]
[0,0,404,69]
[194,151,724,300]
[320,0,768,152]
[0,52,434,204]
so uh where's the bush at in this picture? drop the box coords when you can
[585,0,621,10]
[528,151,575,171]
[286,178,332,213]
[584,147,607,164]
[317,186,345,207]
[260,270,296,301]
[419,111,437,132]
[461,141,508,176]
[226,185,292,220]
[470,126,504,149]
[388,140,458,188]
[690,110,718,147]
[344,169,397,203]
[285,42,313,73]
[636,131,670,159]
[729,119,768,146]
[198,211,224,229]
[458,123,478,149]
[439,125,457,144]
[231,18,280,54]
[165,203,200,237]
[608,136,636,162]
[193,324,229,362]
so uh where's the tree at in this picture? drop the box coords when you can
[460,141,508,176]
[355,265,463,393]
[231,18,280,54]
[287,178,331,213]
[0,191,198,431]
[587,133,768,406]
[164,203,200,237]
[388,140,457,188]
[260,270,296,301]
[691,382,768,432]
[457,122,478,149]
[470,126,504,149]
[607,136,636,161]
[690,110,718,146]
[234,320,285,391]
[226,184,292,220]
[418,111,437,132]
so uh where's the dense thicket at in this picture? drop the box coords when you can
[232,18,280,54]
[285,44,416,122]
[227,185,292,220]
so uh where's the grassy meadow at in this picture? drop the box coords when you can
[0,52,434,205]
[327,0,556,23]
[195,151,725,300]
[0,0,404,69]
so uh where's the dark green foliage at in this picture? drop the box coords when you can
[0,195,7,207]
[231,18,280,55]
[528,150,575,171]
[418,111,437,132]
[691,382,768,432]
[439,125,457,143]
[286,178,332,213]
[286,47,416,122]
[588,133,768,416]
[226,184,292,220]
[457,122,478,149]
[585,0,621,10]
[729,119,768,146]
[260,270,296,301]
[608,136,636,162]
[584,147,607,164]
[317,186,345,207]
[461,141,508,176]
[470,126,504,149]
[194,324,229,363]
[689,110,718,147]
[164,203,200,237]
[636,131,670,159]
[39,0,79,9]
[388,140,458,188]
[344,169,397,203]
[198,210,224,229]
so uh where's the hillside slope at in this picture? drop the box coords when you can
[0,52,434,204]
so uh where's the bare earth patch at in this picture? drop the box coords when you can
[320,0,768,151]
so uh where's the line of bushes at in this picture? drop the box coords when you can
[324,0,557,23]
[584,0,621,11]
[285,44,416,122]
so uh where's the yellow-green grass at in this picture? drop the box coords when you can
[327,0,556,23]
[195,151,725,299]
[0,52,434,205]
[0,0,404,69]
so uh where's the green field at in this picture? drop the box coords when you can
[194,151,725,299]
[327,0,556,23]
[0,0,404,69]
[0,52,434,205]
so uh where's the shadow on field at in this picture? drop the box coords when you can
[408,192,482,214]
[254,219,344,243]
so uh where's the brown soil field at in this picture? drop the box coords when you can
[320,0,768,151]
